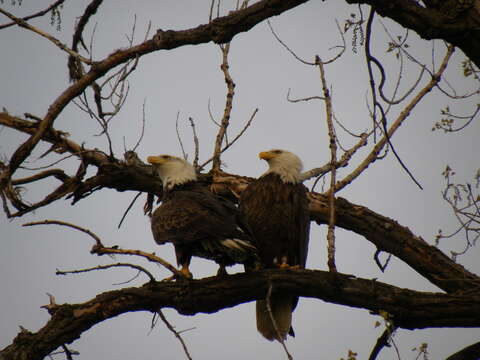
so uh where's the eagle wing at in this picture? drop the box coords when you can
[151,190,240,246]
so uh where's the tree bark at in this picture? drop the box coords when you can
[1,269,480,360]
[345,0,480,67]
[1,112,479,295]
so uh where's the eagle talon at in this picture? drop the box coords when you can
[180,265,193,279]
[278,263,300,270]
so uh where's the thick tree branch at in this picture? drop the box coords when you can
[1,269,479,360]
[446,340,480,360]
[308,192,480,293]
[344,0,480,67]
[0,113,477,293]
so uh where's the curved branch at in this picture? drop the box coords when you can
[1,0,312,183]
[0,112,478,292]
[345,0,480,68]
[446,341,480,360]
[1,269,480,360]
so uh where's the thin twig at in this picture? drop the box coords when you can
[188,117,200,169]
[266,284,293,360]
[157,310,194,360]
[118,192,142,229]
[132,99,147,152]
[267,20,314,65]
[91,245,182,278]
[56,262,156,282]
[23,219,102,246]
[200,108,257,170]
[0,7,92,64]
[176,111,188,160]
[286,88,325,102]
[300,133,368,182]
[0,0,66,30]
[333,44,455,194]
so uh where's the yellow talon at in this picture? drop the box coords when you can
[180,265,193,279]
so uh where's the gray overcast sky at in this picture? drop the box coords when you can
[1,1,479,359]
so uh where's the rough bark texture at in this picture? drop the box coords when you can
[345,0,480,67]
[1,112,479,295]
[1,269,480,360]
[2,1,480,357]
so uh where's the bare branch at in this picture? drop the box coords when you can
[267,20,314,65]
[286,88,324,103]
[117,192,142,229]
[188,117,200,169]
[2,269,480,360]
[175,111,188,160]
[212,42,235,172]
[0,0,66,30]
[132,99,147,152]
[56,262,156,282]
[91,245,182,279]
[1,0,312,186]
[0,7,92,65]
[446,341,480,360]
[23,219,103,246]
[266,284,293,360]
[157,310,194,360]
[300,133,368,182]
[200,108,258,170]
[368,326,397,360]
[333,44,454,193]
[316,56,337,272]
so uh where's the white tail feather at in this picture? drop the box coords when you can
[221,239,256,251]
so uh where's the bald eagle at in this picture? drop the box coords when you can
[239,149,310,341]
[147,154,257,278]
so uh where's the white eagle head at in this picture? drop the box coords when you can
[259,149,303,184]
[147,154,197,190]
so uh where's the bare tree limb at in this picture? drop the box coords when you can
[316,56,338,272]
[0,0,313,186]
[446,340,480,360]
[157,310,194,360]
[0,7,92,64]
[212,42,235,173]
[332,43,454,194]
[0,0,66,30]
[344,0,480,68]
[2,269,480,360]
[56,262,156,282]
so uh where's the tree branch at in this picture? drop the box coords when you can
[344,0,480,68]
[0,112,477,293]
[1,269,479,360]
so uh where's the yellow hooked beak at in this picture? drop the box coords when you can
[147,155,167,165]
[259,151,276,160]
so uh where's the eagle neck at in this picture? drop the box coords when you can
[163,180,202,198]
[261,169,300,185]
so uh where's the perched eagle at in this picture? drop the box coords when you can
[239,149,310,341]
[147,154,257,278]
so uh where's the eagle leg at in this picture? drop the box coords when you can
[216,265,228,276]
[278,256,300,270]
[180,263,193,279]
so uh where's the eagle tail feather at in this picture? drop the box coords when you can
[221,238,256,252]
[256,296,293,342]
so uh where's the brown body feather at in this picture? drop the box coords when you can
[240,173,310,341]
[151,181,257,272]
